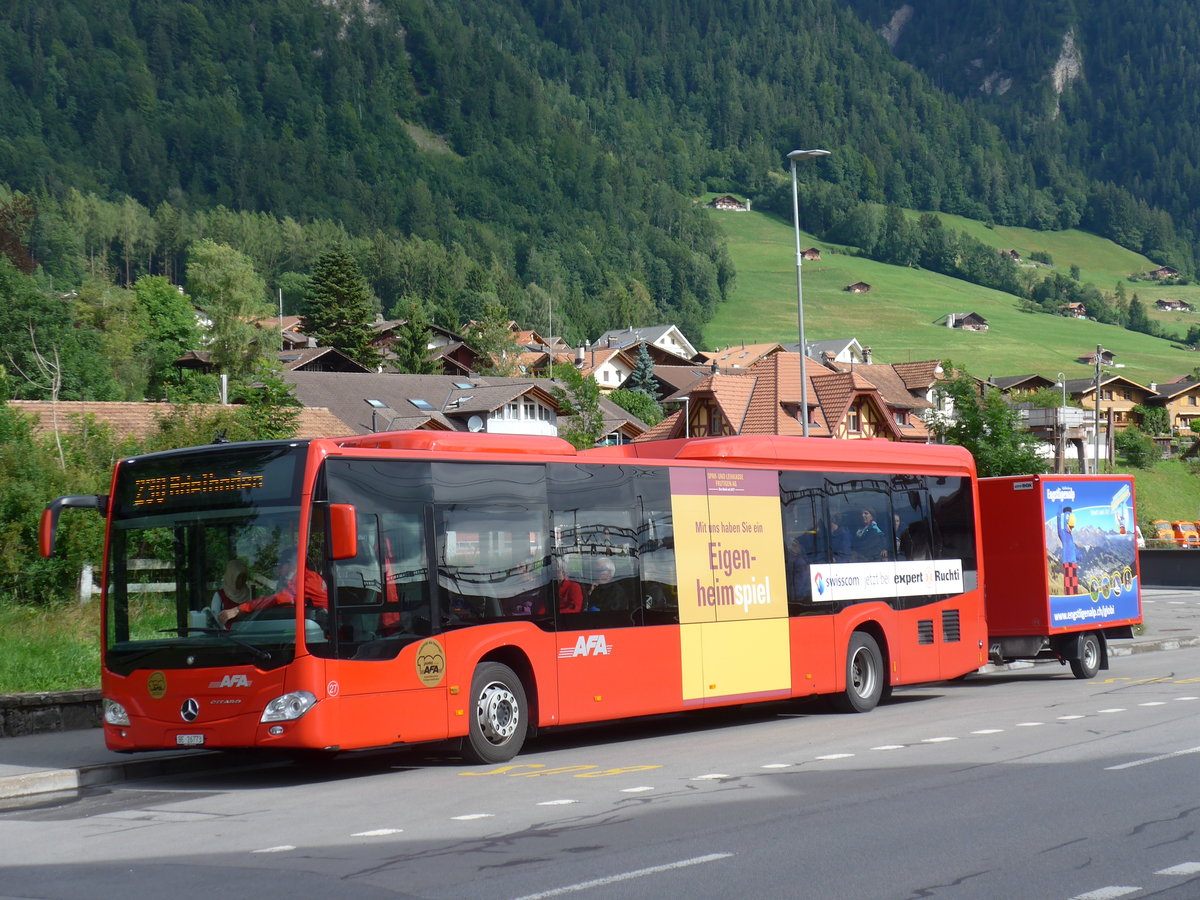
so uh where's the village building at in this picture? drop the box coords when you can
[844,282,872,294]
[941,312,989,331]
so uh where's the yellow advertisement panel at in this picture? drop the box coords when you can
[671,468,791,703]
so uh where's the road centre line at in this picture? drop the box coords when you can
[1069,888,1140,900]
[1156,862,1200,875]
[511,852,733,900]
[1105,746,1200,771]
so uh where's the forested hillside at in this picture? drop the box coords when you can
[847,0,1200,271]
[0,0,1197,383]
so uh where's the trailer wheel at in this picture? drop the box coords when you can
[831,632,885,713]
[1070,632,1101,679]
[462,662,527,764]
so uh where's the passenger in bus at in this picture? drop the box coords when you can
[554,557,584,614]
[853,508,888,560]
[218,548,328,626]
[586,557,625,611]
[505,561,544,616]
[210,559,251,615]
[785,536,812,601]
[829,516,852,562]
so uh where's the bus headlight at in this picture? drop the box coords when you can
[260,691,317,723]
[103,699,130,727]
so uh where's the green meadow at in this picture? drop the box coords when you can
[704,207,1199,386]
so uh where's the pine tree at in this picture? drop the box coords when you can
[393,299,439,374]
[626,343,659,397]
[300,247,382,370]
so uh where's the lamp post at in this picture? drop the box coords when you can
[1054,372,1067,474]
[789,148,831,437]
[1094,344,1104,473]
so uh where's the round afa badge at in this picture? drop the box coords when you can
[415,639,446,687]
[147,670,167,699]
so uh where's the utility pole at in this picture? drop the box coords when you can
[1094,344,1103,474]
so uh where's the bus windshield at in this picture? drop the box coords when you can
[104,443,311,674]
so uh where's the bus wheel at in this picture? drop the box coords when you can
[463,662,528,764]
[1070,632,1101,679]
[832,632,884,713]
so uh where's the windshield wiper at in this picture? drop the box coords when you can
[159,626,272,663]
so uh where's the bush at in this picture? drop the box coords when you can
[1115,425,1157,468]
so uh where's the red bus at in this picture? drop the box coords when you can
[40,431,985,763]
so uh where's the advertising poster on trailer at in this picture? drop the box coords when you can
[1043,479,1139,628]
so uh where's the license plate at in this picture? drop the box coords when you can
[176,734,205,747]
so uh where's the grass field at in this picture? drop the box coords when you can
[0,600,100,693]
[704,208,1200,385]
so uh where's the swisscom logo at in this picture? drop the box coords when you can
[814,573,826,596]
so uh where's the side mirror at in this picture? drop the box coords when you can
[40,495,108,557]
[327,504,358,560]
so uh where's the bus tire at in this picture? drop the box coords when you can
[831,632,884,713]
[1070,632,1101,680]
[462,662,528,764]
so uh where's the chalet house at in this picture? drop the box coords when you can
[1150,379,1200,434]
[943,312,989,331]
[1064,375,1155,432]
[990,374,1055,395]
[1061,302,1088,319]
[595,325,697,362]
[844,282,871,294]
[1156,299,1193,312]
[369,318,480,376]
[174,346,371,374]
[638,353,936,443]
[792,338,868,366]
[707,195,750,211]
[1001,249,1021,260]
[1076,349,1116,367]
[801,247,822,261]
[1149,265,1180,279]
[255,316,312,351]
[551,346,638,392]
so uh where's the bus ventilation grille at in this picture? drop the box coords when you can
[942,609,961,642]
[917,620,935,645]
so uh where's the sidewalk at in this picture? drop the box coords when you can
[1,587,1197,802]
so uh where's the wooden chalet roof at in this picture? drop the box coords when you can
[7,401,350,442]
[697,343,784,370]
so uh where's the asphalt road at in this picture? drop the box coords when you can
[2,646,1200,900]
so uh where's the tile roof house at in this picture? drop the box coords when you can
[696,343,785,370]
[174,346,371,374]
[1156,299,1193,312]
[594,325,697,362]
[640,353,933,443]
[1150,378,1200,434]
[1062,375,1155,432]
[989,374,1056,394]
[368,318,480,376]
[551,347,638,392]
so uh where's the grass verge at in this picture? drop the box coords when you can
[0,600,100,693]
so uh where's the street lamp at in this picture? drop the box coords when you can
[789,148,831,437]
[1094,344,1105,473]
[1054,372,1067,474]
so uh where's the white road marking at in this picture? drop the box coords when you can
[971,728,1004,734]
[761,763,791,769]
[1057,715,1085,720]
[252,845,296,854]
[815,753,855,760]
[1069,887,1140,900]
[511,852,733,899]
[1015,722,1044,727]
[352,828,403,837]
[871,744,905,751]
[537,800,578,806]
[692,773,730,780]
[620,786,655,793]
[1139,701,1166,707]
[1098,708,1126,714]
[1106,745,1200,771]
[452,813,495,820]
[1177,696,1199,701]
[921,736,957,743]
[1156,862,1200,875]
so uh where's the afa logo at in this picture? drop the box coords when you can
[813,572,826,597]
[558,634,613,658]
[208,674,252,689]
[415,638,446,687]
